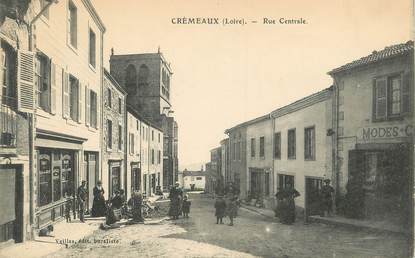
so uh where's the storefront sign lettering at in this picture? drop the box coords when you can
[360,125,413,141]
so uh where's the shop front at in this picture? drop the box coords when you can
[36,148,77,229]
[346,142,412,226]
[249,167,271,200]
[35,130,85,230]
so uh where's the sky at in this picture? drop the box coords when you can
[91,0,412,170]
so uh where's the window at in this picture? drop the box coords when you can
[118,97,122,114]
[151,149,155,164]
[90,90,97,128]
[287,129,296,159]
[196,177,202,180]
[68,1,77,48]
[118,125,122,151]
[250,138,256,158]
[136,120,139,131]
[259,136,265,158]
[69,76,79,121]
[107,120,112,149]
[107,88,112,107]
[339,111,344,120]
[304,126,315,160]
[158,133,161,143]
[89,29,96,67]
[232,142,236,160]
[265,172,270,196]
[40,0,49,19]
[236,141,241,160]
[373,74,411,120]
[278,174,294,190]
[129,133,134,154]
[158,150,161,164]
[152,130,154,141]
[274,132,281,159]
[36,54,50,111]
[1,44,17,108]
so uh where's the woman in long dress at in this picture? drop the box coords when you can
[280,184,300,224]
[92,181,106,217]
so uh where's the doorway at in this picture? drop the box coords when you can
[0,165,23,243]
[305,177,323,219]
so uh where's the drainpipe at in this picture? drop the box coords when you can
[27,0,57,239]
[270,113,275,198]
[331,76,340,210]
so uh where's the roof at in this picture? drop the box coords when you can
[328,41,413,75]
[183,170,205,177]
[104,69,127,95]
[127,105,163,131]
[82,0,106,33]
[225,114,270,134]
[270,87,332,118]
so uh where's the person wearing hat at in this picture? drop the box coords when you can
[77,180,87,222]
[320,179,335,217]
[92,180,106,217]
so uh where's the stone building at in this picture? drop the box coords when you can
[220,138,230,184]
[126,106,163,197]
[245,115,273,207]
[102,69,126,200]
[0,2,32,243]
[225,124,247,197]
[32,0,105,230]
[270,87,333,218]
[109,52,177,191]
[328,41,413,227]
[0,0,105,241]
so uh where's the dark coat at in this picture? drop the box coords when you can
[92,186,106,217]
[182,200,191,213]
[214,199,226,218]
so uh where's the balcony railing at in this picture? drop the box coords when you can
[0,96,17,147]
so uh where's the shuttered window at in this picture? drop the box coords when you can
[89,29,96,68]
[17,50,35,113]
[250,138,255,158]
[304,126,315,160]
[287,129,296,159]
[69,76,79,121]
[373,74,412,121]
[90,90,97,128]
[68,1,77,48]
[118,125,122,151]
[107,119,112,149]
[259,136,265,158]
[273,132,281,159]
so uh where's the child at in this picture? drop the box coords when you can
[64,193,72,223]
[182,195,191,218]
[214,195,226,224]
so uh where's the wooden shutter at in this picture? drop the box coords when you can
[17,50,35,113]
[402,72,412,114]
[78,81,83,123]
[50,61,56,114]
[85,84,90,126]
[374,78,387,120]
[62,68,69,118]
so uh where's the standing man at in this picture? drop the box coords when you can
[320,179,335,217]
[77,180,87,223]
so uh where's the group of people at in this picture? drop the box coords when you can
[274,179,335,224]
[168,182,192,219]
[65,180,147,226]
[214,182,240,226]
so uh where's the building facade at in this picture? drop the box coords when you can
[31,0,105,232]
[271,88,333,217]
[220,138,230,184]
[182,169,206,191]
[0,5,32,243]
[109,52,177,191]
[225,126,247,197]
[328,41,413,226]
[245,115,274,207]
[102,69,126,200]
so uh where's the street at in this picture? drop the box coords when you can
[46,193,410,258]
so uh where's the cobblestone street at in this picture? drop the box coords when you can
[42,193,410,258]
